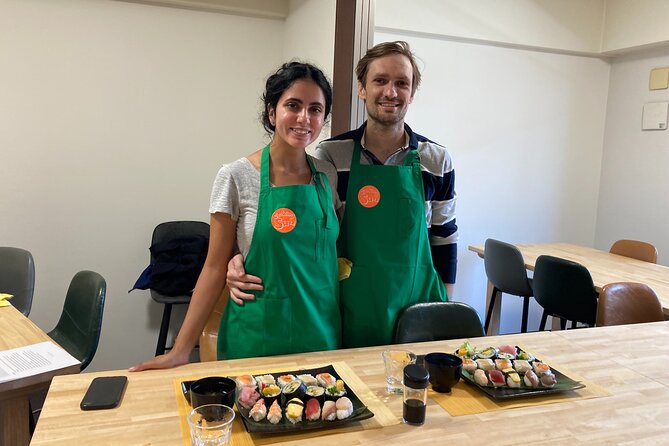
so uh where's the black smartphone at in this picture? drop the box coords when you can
[80,376,128,411]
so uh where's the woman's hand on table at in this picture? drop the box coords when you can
[226,253,263,305]
[128,350,190,372]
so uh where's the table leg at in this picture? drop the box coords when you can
[485,280,502,335]
[0,395,31,446]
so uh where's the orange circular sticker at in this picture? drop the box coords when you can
[358,185,381,208]
[271,207,297,233]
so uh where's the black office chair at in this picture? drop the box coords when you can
[483,239,534,333]
[533,255,598,330]
[149,221,209,356]
[48,270,107,371]
[393,301,485,344]
[0,246,35,316]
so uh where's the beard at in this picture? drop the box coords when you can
[366,101,408,127]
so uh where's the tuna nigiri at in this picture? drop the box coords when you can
[305,398,321,421]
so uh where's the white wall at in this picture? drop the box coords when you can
[594,48,669,263]
[0,0,285,371]
[603,0,669,52]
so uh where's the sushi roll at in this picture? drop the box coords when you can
[237,386,261,409]
[305,398,321,421]
[476,347,497,359]
[277,374,297,388]
[495,359,512,370]
[325,380,347,401]
[540,373,557,388]
[305,385,325,404]
[455,340,476,359]
[513,360,532,374]
[316,372,337,388]
[497,352,515,361]
[321,400,337,421]
[475,358,495,371]
[498,344,517,357]
[297,374,318,387]
[260,384,281,407]
[249,398,267,422]
[267,400,282,424]
[488,370,506,387]
[523,370,540,388]
[335,397,354,420]
[286,398,304,424]
[474,369,489,386]
[255,374,275,389]
[462,358,477,374]
[516,348,535,362]
[532,361,551,376]
[506,372,521,388]
[235,374,257,390]
[281,380,307,406]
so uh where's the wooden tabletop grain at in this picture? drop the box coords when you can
[30,321,669,445]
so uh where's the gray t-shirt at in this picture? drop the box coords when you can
[209,155,341,257]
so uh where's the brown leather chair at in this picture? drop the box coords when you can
[609,239,658,263]
[199,287,228,362]
[596,282,665,327]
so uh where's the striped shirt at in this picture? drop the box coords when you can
[313,122,458,283]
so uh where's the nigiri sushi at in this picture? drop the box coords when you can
[540,373,557,388]
[462,358,477,373]
[237,386,261,409]
[335,396,354,420]
[523,370,539,388]
[532,361,551,376]
[267,400,282,424]
[249,398,267,422]
[506,372,521,388]
[495,359,512,370]
[316,372,337,388]
[513,360,532,374]
[488,370,506,387]
[235,374,257,390]
[321,400,337,421]
[474,369,489,386]
[475,358,495,371]
[305,398,321,421]
[286,398,304,424]
[498,344,517,357]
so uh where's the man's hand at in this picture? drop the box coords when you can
[226,253,263,305]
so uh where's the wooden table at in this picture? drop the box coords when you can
[469,243,669,334]
[31,321,669,445]
[0,305,80,446]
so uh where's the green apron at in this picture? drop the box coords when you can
[339,141,447,348]
[218,145,341,359]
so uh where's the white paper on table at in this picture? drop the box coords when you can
[0,341,80,384]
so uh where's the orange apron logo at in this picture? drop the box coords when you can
[358,185,380,208]
[271,207,297,233]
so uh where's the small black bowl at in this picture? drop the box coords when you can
[188,376,236,408]
[424,353,463,393]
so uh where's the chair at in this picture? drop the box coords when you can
[609,239,657,263]
[149,221,209,356]
[199,287,228,362]
[48,270,106,371]
[533,255,598,330]
[596,282,665,327]
[0,247,35,316]
[483,239,534,333]
[393,301,485,344]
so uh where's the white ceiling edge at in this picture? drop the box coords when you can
[114,0,289,20]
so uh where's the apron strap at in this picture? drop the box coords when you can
[259,143,271,194]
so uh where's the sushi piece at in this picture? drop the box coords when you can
[305,385,325,404]
[267,400,282,424]
[277,374,297,388]
[495,359,512,370]
[281,380,307,406]
[532,362,551,376]
[488,370,506,387]
[249,398,267,422]
[325,380,347,401]
[462,358,477,373]
[513,360,532,374]
[497,352,515,361]
[473,369,489,386]
[260,384,281,407]
[321,400,337,421]
[523,370,540,388]
[506,372,521,388]
[286,398,304,424]
[475,358,495,371]
[476,347,497,359]
[255,374,276,389]
[297,374,318,387]
[235,374,257,390]
[540,373,557,388]
[305,398,321,421]
[498,344,517,357]
[237,386,261,409]
[516,348,535,361]
[316,372,337,388]
[335,397,354,420]
[455,340,476,358]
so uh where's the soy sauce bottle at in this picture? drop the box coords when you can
[402,364,429,425]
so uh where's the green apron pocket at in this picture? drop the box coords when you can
[262,296,293,356]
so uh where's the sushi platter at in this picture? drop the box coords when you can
[454,342,585,400]
[232,364,374,434]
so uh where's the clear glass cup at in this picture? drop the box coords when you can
[187,404,235,446]
[382,350,417,394]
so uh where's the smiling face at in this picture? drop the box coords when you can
[268,78,327,150]
[358,53,414,127]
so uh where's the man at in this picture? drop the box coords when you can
[228,41,457,348]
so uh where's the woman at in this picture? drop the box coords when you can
[130,62,341,370]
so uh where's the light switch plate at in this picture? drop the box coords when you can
[649,67,669,90]
[642,102,668,130]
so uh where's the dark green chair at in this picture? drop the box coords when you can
[48,270,106,371]
[533,255,598,330]
[393,301,485,344]
[0,246,35,316]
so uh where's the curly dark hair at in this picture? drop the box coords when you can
[261,61,333,134]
